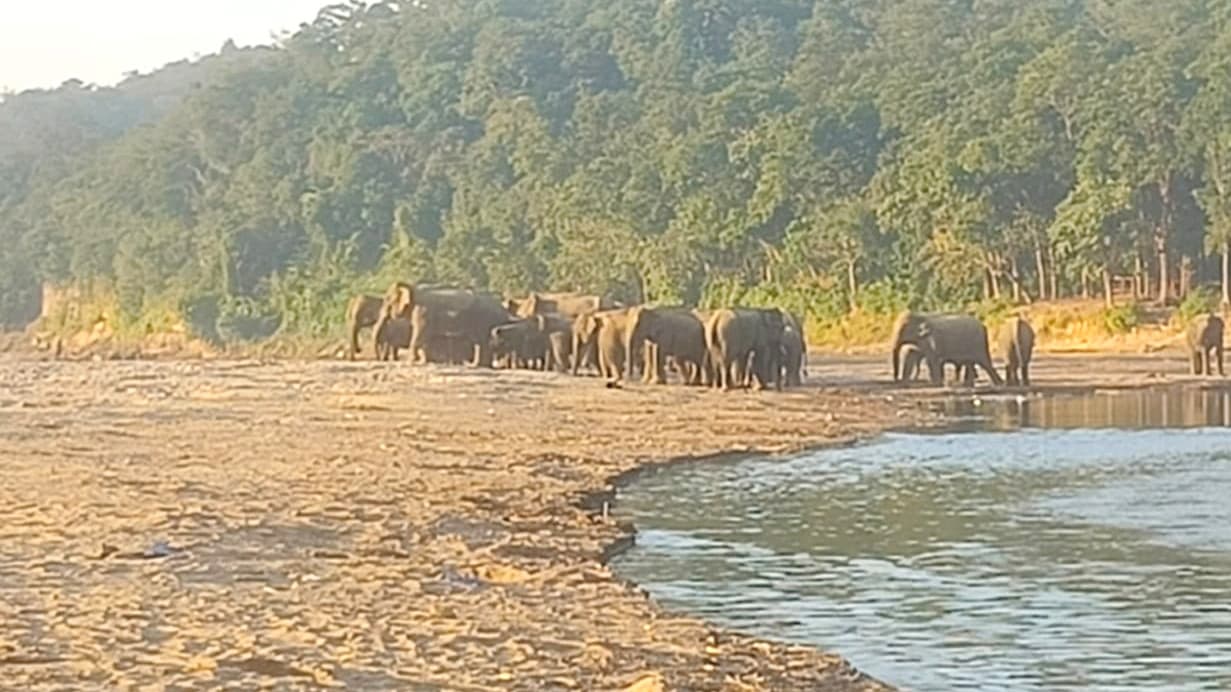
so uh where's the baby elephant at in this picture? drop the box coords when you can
[1187,313,1225,376]
[997,316,1035,387]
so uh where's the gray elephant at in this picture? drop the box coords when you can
[780,312,807,387]
[375,318,412,361]
[373,283,512,367]
[891,311,1003,386]
[491,314,573,372]
[1187,313,1225,376]
[574,308,639,381]
[705,308,786,390]
[511,292,622,320]
[997,316,1036,386]
[491,318,548,369]
[345,294,384,360]
[626,306,707,385]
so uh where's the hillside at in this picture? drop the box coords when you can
[3,0,1231,343]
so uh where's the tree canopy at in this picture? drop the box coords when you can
[4,0,1231,335]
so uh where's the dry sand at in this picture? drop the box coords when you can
[0,348,1224,689]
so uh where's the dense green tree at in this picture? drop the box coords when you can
[4,0,1231,335]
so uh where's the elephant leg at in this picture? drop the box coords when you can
[962,364,976,387]
[980,357,1004,386]
[1021,360,1031,387]
[653,345,667,384]
[409,331,426,365]
[1219,347,1225,376]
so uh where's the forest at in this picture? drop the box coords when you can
[3,0,1231,341]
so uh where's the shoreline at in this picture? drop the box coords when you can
[3,353,1228,689]
[1,356,924,690]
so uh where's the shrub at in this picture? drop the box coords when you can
[972,297,1018,327]
[1101,302,1143,335]
[215,296,280,343]
[1177,286,1220,324]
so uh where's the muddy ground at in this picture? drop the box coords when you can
[0,349,1223,690]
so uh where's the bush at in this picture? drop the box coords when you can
[1177,286,1220,324]
[215,296,280,343]
[972,297,1018,327]
[856,279,912,316]
[1101,302,1143,335]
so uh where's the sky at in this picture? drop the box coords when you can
[1,0,330,93]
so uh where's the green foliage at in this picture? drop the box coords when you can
[973,298,1019,327]
[215,296,280,343]
[855,280,913,318]
[3,1,1231,341]
[1178,286,1220,323]
[1101,302,1144,336]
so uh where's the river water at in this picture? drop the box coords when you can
[614,389,1231,691]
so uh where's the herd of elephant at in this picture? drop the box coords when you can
[345,284,807,389]
[346,283,1229,390]
[891,310,1227,385]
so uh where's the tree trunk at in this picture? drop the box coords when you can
[1009,256,1021,302]
[1224,242,1231,308]
[1035,245,1048,301]
[1102,263,1114,308]
[1157,237,1169,305]
[846,259,858,313]
[1179,254,1193,300]
[1157,179,1173,306]
[1133,254,1144,299]
[989,268,1001,300]
[1081,268,1090,299]
[1142,252,1152,301]
[1048,244,1060,299]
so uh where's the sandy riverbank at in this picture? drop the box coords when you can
[0,351,1225,689]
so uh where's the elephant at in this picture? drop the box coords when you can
[373,282,513,367]
[705,308,786,390]
[491,314,573,372]
[375,318,412,361]
[572,312,601,376]
[626,306,707,385]
[890,311,1003,386]
[997,316,1036,386]
[1187,313,1225,376]
[511,292,622,320]
[574,308,638,381]
[345,294,384,360]
[780,312,807,387]
[491,318,547,369]
[690,309,719,386]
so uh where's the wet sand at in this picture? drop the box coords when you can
[0,350,1223,689]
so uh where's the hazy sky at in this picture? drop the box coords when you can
[1,1,329,92]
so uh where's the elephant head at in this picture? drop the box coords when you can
[381,282,416,320]
[371,282,416,358]
[890,310,931,381]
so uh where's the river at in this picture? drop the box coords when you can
[614,389,1231,691]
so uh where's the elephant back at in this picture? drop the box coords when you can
[528,292,613,319]
[927,314,991,356]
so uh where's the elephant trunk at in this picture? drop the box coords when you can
[625,323,640,382]
[892,339,906,381]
